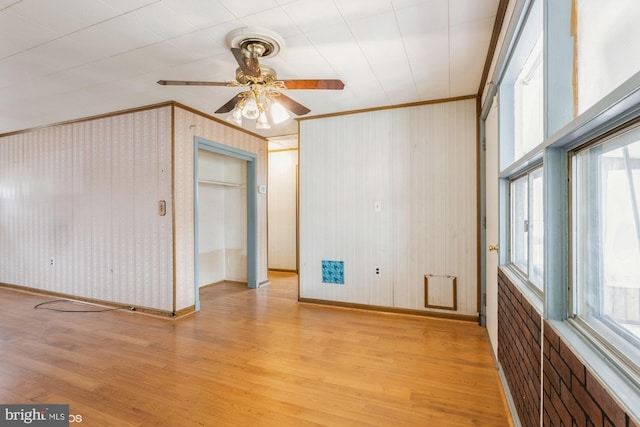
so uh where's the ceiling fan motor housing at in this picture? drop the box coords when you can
[235,66,277,85]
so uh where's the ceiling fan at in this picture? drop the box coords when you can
[157,29,344,129]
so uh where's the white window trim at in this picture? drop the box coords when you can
[508,164,544,296]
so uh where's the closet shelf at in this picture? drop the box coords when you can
[198,179,242,187]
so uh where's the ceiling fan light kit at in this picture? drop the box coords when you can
[157,27,345,131]
[269,102,290,124]
[224,87,290,130]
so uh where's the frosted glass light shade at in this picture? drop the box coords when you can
[242,97,260,120]
[227,107,242,126]
[270,102,290,124]
[256,112,271,129]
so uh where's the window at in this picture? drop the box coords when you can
[510,166,544,292]
[499,0,543,168]
[514,34,544,160]
[575,0,640,114]
[573,123,640,373]
[491,0,640,416]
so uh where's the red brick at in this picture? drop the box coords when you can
[544,372,554,398]
[545,358,561,395]
[549,346,571,389]
[560,379,587,426]
[544,337,552,362]
[559,340,586,386]
[531,345,541,370]
[499,272,544,426]
[548,389,573,427]
[528,371,541,406]
[544,393,559,426]
[531,303,542,320]
[545,320,561,351]
[628,414,640,427]
[527,318,541,345]
[584,371,627,427]
[571,374,603,426]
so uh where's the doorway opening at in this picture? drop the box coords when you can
[193,137,258,311]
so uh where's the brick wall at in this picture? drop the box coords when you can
[498,268,542,426]
[543,322,638,427]
[498,268,639,427]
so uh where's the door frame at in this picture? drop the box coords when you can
[193,137,259,311]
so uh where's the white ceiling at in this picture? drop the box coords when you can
[0,0,499,138]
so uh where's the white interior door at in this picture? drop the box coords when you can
[485,98,500,358]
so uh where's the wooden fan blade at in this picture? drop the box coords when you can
[231,48,261,78]
[157,80,230,86]
[275,92,311,116]
[280,79,345,90]
[215,94,243,114]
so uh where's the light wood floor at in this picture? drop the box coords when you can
[0,272,513,426]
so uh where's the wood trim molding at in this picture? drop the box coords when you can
[297,94,478,122]
[0,100,268,141]
[0,282,183,319]
[199,280,248,289]
[476,97,482,316]
[571,0,579,117]
[174,305,196,318]
[298,297,477,322]
[267,148,299,153]
[478,0,510,96]
[172,101,267,140]
[171,103,177,315]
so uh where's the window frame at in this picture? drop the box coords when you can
[513,34,545,160]
[508,163,544,295]
[484,0,640,420]
[569,121,640,383]
[498,0,544,171]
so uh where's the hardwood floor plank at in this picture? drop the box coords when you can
[0,273,513,426]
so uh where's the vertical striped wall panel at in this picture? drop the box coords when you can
[300,111,395,306]
[299,99,478,316]
[173,107,268,311]
[156,107,174,310]
[0,134,26,287]
[0,107,174,311]
[111,113,136,305]
[88,118,113,301]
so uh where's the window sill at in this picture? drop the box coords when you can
[550,319,640,424]
[499,265,544,315]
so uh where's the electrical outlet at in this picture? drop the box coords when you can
[49,258,54,266]
[375,266,380,275]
